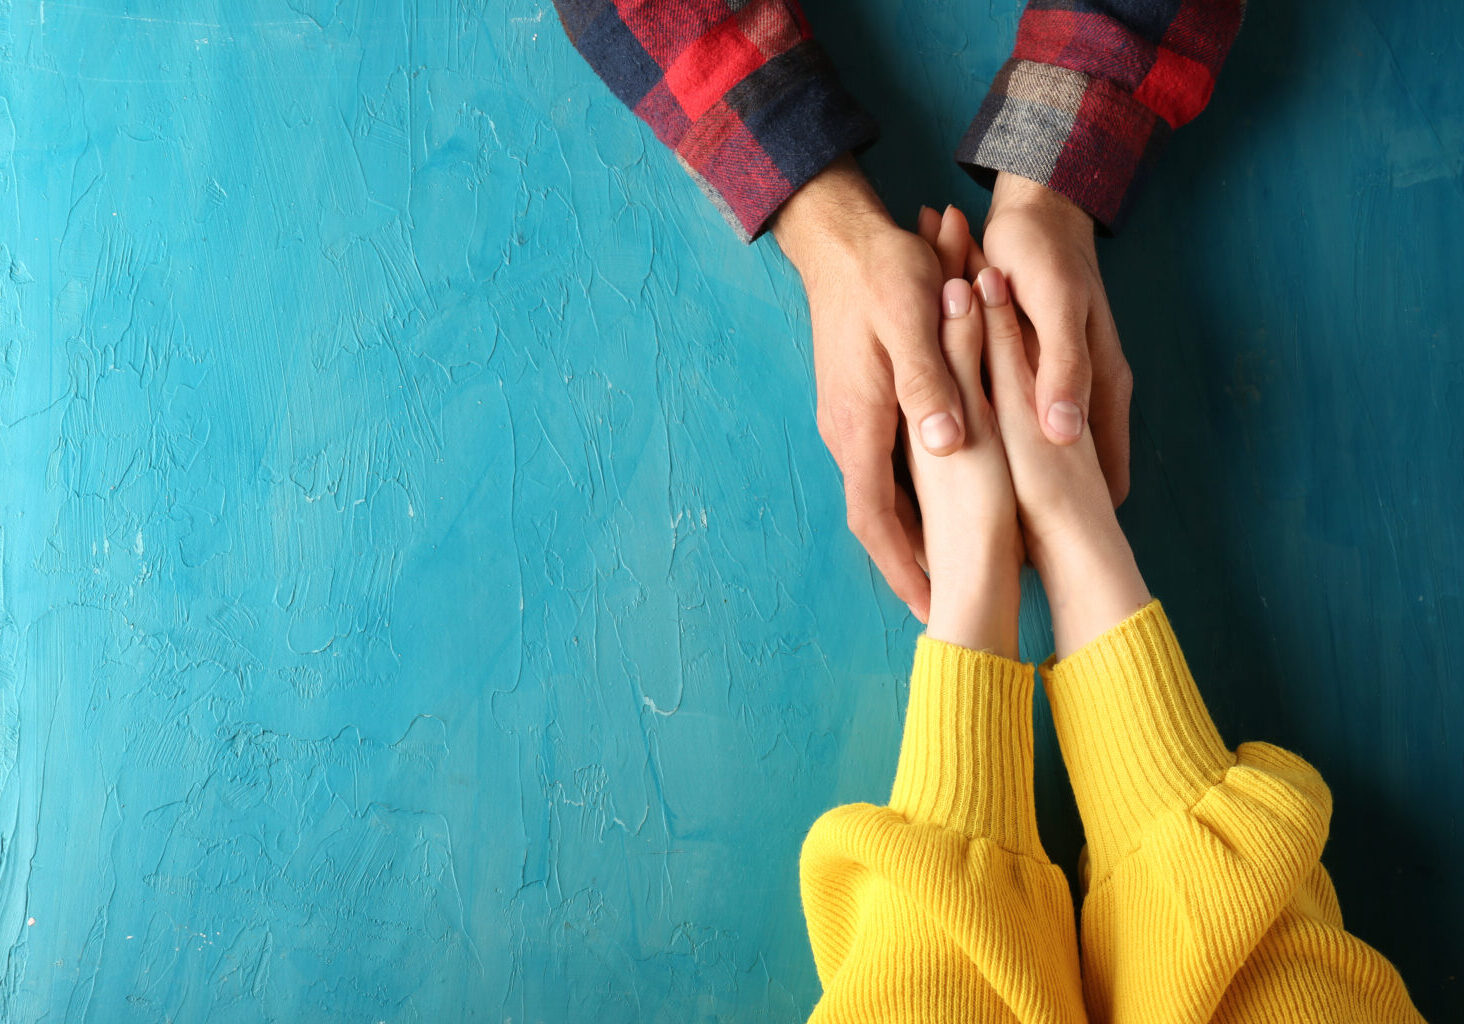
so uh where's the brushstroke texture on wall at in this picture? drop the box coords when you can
[0,0,1459,1021]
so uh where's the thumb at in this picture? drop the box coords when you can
[885,310,966,457]
[1030,309,1092,445]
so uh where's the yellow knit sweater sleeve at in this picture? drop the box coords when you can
[799,638,1088,1023]
[1045,600,1426,1024]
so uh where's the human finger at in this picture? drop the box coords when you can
[977,267,1037,407]
[1086,302,1133,506]
[930,211,985,403]
[891,423,928,572]
[939,279,986,414]
[916,205,942,247]
[882,293,966,457]
[965,234,989,280]
[893,477,927,575]
[835,400,932,621]
[934,205,970,281]
[1026,299,1093,447]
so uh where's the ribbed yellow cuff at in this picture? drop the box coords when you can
[1043,600,1234,877]
[888,636,1044,859]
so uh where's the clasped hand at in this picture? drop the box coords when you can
[773,159,1132,624]
[907,206,1149,659]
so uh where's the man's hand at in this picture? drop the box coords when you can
[771,155,967,623]
[981,171,1133,505]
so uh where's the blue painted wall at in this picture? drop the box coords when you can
[0,1,1458,1021]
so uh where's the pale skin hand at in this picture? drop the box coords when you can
[975,259,1151,658]
[772,154,970,623]
[903,202,1148,658]
[982,171,1134,507]
[902,207,1021,657]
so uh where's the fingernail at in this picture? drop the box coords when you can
[977,267,1008,307]
[1047,401,1083,439]
[942,278,971,318]
[920,412,960,450]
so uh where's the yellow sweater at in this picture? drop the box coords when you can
[800,601,1425,1023]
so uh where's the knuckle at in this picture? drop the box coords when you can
[895,365,950,412]
[868,262,929,307]
[1045,340,1091,369]
[940,321,980,363]
[985,311,1024,348]
[1049,307,1088,336]
[1043,350,1092,389]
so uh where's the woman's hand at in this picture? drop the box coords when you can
[976,263,1150,658]
[902,207,1022,658]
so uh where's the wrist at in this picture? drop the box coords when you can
[987,171,1094,239]
[1027,503,1123,585]
[925,545,1022,659]
[1029,515,1150,658]
[771,153,893,271]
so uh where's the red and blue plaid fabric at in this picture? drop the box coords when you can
[957,0,1246,230]
[553,0,879,242]
[555,0,1243,239]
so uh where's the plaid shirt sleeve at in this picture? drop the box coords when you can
[956,0,1246,232]
[552,0,879,243]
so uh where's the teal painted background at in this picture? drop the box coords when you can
[0,0,1458,1021]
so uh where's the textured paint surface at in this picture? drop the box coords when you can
[0,0,1459,1021]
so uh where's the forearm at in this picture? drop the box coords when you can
[1034,525,1149,660]
[1029,495,1149,660]
[925,538,1021,660]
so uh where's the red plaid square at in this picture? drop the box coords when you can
[1134,48,1214,127]
[663,16,765,121]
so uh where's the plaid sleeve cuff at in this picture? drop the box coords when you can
[955,59,1171,233]
[666,40,879,242]
[557,0,877,244]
